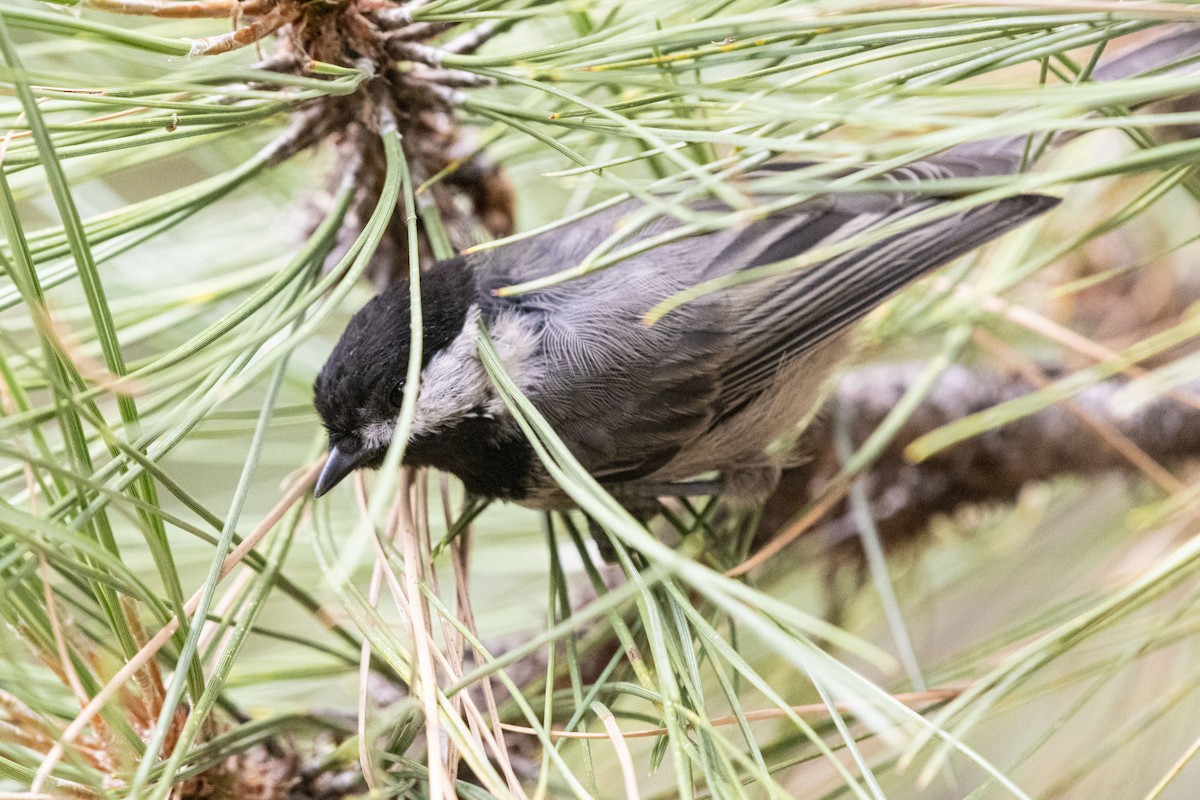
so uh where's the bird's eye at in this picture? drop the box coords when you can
[389,382,405,408]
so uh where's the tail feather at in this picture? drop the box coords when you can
[937,26,1200,175]
[1092,26,1200,82]
[716,194,1060,401]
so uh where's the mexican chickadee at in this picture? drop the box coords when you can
[313,28,1200,508]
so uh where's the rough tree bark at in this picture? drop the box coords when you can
[758,363,1200,552]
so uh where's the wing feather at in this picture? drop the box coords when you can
[711,194,1059,410]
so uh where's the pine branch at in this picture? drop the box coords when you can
[758,363,1200,550]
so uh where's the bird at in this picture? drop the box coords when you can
[312,28,1200,509]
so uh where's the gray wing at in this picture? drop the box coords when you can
[477,218,732,481]
[475,187,1056,483]
[707,192,1058,418]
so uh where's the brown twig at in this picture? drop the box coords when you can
[728,476,851,577]
[185,4,299,57]
[84,0,270,19]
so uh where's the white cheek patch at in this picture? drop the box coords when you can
[484,308,542,416]
[411,306,489,437]
[373,304,543,441]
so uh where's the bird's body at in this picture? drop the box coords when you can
[314,174,1056,507]
[312,27,1200,506]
